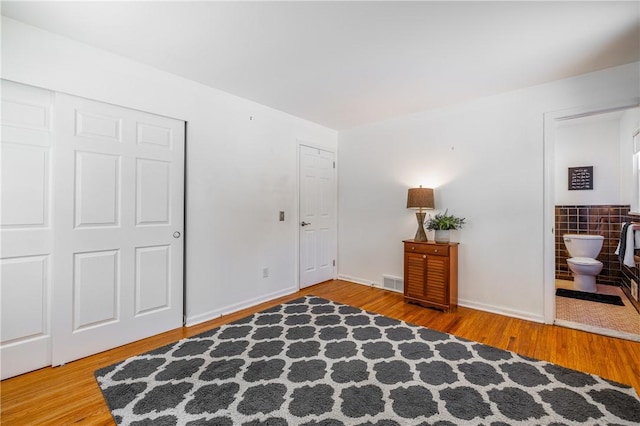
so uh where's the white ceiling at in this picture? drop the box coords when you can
[2,1,639,130]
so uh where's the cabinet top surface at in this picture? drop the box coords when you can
[403,239,459,246]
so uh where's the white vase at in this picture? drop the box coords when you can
[434,230,450,243]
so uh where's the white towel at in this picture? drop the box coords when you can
[615,222,636,267]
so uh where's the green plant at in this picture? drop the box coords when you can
[425,209,466,231]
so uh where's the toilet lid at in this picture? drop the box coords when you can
[567,257,602,266]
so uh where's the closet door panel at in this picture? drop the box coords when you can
[51,93,185,366]
[0,80,53,379]
[0,80,186,378]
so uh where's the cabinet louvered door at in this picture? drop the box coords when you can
[405,252,426,299]
[425,255,449,305]
[403,240,458,312]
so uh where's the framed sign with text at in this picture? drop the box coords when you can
[568,166,593,190]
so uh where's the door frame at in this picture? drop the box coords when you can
[542,97,640,324]
[296,140,338,289]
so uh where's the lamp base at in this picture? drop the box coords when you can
[414,212,428,242]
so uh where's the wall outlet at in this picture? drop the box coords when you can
[279,211,285,221]
[632,279,638,301]
[263,267,269,278]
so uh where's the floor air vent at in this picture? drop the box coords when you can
[382,275,404,293]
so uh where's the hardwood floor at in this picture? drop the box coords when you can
[2,279,639,425]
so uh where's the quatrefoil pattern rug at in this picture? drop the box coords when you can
[95,296,640,425]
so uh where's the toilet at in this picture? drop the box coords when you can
[563,234,604,293]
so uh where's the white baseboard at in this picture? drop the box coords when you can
[337,274,376,287]
[336,274,401,294]
[338,275,544,323]
[458,298,545,324]
[185,285,299,327]
[185,277,544,328]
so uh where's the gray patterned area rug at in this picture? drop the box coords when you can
[95,296,640,425]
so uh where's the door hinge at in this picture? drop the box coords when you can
[333,161,335,169]
[333,259,336,266]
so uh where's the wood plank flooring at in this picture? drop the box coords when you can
[2,279,639,425]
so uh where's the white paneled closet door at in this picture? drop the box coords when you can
[0,80,185,378]
[0,81,54,379]
[51,93,184,365]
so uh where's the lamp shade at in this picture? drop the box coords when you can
[407,186,434,209]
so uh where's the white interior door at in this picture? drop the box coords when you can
[51,93,184,365]
[0,81,54,379]
[299,145,336,288]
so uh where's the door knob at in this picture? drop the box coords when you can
[173,231,181,238]
[301,221,311,227]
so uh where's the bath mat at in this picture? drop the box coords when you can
[556,288,625,306]
[95,296,640,425]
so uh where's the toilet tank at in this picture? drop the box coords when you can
[563,234,604,258]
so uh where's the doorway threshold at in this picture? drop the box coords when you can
[554,319,640,342]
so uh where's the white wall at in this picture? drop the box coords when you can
[554,115,621,205]
[338,62,639,322]
[4,16,639,327]
[1,18,338,325]
[619,107,640,211]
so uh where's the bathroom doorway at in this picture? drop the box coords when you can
[544,101,640,341]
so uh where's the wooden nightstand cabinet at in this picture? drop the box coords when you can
[403,240,459,312]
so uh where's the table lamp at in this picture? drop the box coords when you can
[407,186,434,242]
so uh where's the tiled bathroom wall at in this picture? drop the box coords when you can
[555,205,630,286]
